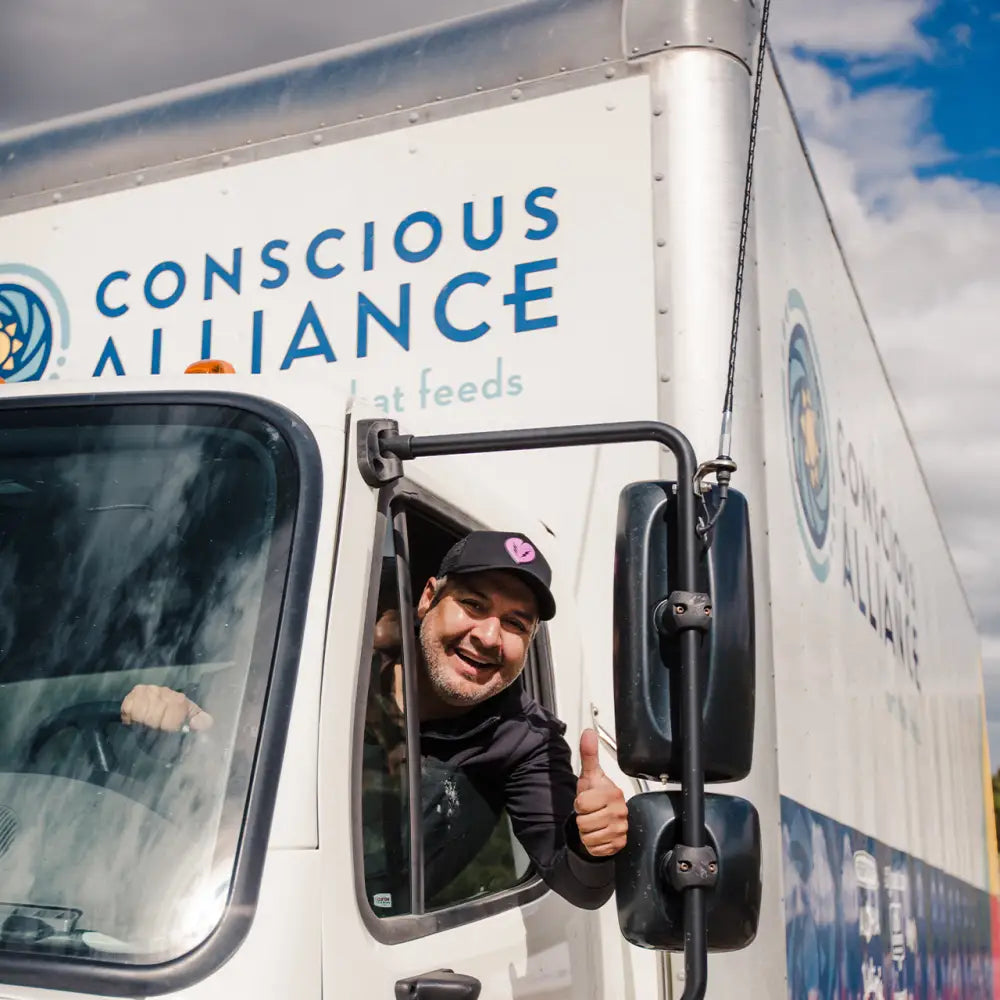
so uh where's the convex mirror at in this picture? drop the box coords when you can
[612,483,755,781]
[616,792,761,951]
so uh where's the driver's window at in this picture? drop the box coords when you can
[359,505,534,919]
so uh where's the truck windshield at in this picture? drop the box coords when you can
[0,401,299,967]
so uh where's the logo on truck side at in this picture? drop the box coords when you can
[0,266,70,381]
[782,290,832,582]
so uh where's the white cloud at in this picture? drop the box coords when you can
[811,150,1000,337]
[771,0,934,57]
[777,59,947,179]
[773,8,1000,763]
[951,23,973,48]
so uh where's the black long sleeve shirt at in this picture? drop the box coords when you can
[417,683,615,910]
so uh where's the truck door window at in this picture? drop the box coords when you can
[359,505,536,921]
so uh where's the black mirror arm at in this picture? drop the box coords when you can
[359,418,710,1000]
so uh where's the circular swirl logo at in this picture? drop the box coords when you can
[783,290,832,581]
[0,284,53,381]
[0,267,69,382]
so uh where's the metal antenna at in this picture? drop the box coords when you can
[697,0,773,539]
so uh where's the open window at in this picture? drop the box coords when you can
[355,493,553,937]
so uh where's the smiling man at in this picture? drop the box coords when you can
[121,530,629,911]
[367,530,629,910]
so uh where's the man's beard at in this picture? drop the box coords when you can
[419,620,509,707]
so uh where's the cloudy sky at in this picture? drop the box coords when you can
[2,1,998,755]
[770,0,1000,762]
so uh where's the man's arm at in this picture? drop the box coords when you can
[503,727,627,910]
[118,606,402,735]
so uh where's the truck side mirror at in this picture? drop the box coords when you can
[612,482,755,781]
[616,792,761,951]
[612,481,761,953]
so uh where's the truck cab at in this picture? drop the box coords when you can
[0,379,665,999]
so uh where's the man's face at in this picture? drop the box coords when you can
[416,569,539,708]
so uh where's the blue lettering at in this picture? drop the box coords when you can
[836,420,846,484]
[96,270,130,318]
[854,530,866,618]
[364,221,376,272]
[204,249,242,300]
[885,592,896,652]
[435,272,491,343]
[524,186,558,241]
[503,259,557,332]
[93,337,125,376]
[865,548,877,631]
[842,510,854,600]
[251,310,264,375]
[463,197,503,251]
[144,262,186,310]
[151,327,162,375]
[358,286,411,357]
[261,239,290,290]
[306,229,345,280]
[280,301,336,370]
[201,319,213,360]
[394,211,443,264]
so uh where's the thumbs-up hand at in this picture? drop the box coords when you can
[574,728,629,858]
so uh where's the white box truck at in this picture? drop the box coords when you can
[0,1,995,998]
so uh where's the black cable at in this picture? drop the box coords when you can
[698,0,772,545]
[697,494,728,543]
[722,0,772,427]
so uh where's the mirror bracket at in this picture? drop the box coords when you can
[654,591,713,637]
[357,418,406,487]
[663,843,719,891]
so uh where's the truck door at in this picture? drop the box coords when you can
[318,422,610,1000]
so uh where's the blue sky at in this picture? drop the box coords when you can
[790,1,1000,185]
[913,2,1000,183]
[774,0,1000,763]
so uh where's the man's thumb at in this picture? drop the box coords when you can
[579,728,603,782]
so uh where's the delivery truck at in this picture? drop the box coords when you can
[0,0,995,997]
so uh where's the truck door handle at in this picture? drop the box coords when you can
[394,968,482,999]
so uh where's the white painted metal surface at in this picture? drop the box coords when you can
[646,47,787,1000]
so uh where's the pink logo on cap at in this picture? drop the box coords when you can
[505,537,536,564]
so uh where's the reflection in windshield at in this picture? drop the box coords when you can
[0,405,297,965]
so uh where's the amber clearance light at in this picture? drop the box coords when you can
[184,360,236,374]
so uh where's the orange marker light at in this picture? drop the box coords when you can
[184,359,236,374]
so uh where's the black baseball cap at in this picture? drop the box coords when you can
[437,530,556,621]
